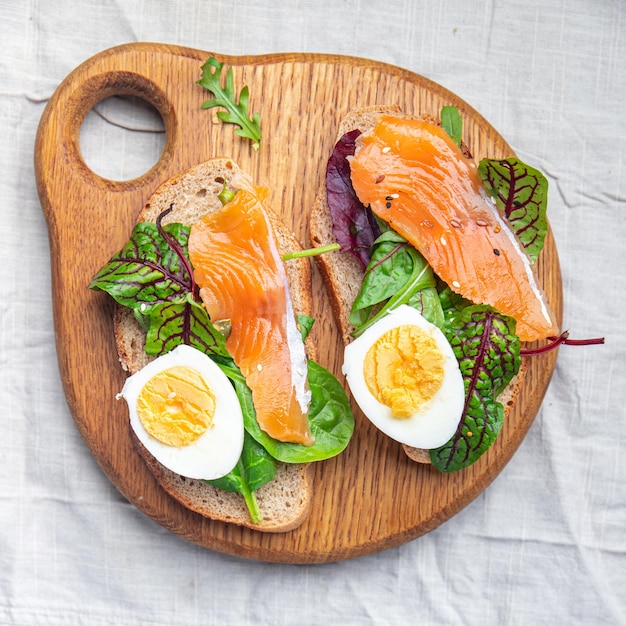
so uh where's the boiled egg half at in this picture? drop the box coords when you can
[342,305,465,449]
[118,344,244,480]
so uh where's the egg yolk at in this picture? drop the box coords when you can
[363,325,444,418]
[136,366,216,447]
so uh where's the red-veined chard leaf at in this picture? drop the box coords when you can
[89,221,193,311]
[326,129,381,268]
[144,295,230,358]
[478,157,549,263]
[430,306,521,472]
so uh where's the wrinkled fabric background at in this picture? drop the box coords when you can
[2,1,625,624]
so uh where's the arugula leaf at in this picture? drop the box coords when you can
[218,359,354,464]
[89,221,192,311]
[430,306,521,472]
[350,230,444,336]
[441,105,463,147]
[205,432,277,524]
[326,129,381,268]
[197,57,262,150]
[478,157,549,263]
[144,295,231,358]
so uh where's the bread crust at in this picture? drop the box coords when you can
[309,107,527,464]
[114,158,314,532]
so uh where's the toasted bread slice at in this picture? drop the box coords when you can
[114,157,314,532]
[309,107,527,464]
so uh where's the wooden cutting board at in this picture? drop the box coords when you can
[35,43,562,564]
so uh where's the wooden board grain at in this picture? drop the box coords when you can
[35,43,562,564]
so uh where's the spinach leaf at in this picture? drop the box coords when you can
[478,157,549,263]
[205,432,277,524]
[326,129,381,268]
[89,222,193,311]
[218,358,354,464]
[350,230,444,336]
[441,105,463,147]
[430,306,521,472]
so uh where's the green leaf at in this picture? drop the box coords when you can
[350,230,444,335]
[478,157,549,263]
[89,222,192,311]
[197,57,262,150]
[430,306,521,472]
[144,295,231,358]
[205,432,277,524]
[297,314,315,342]
[218,359,354,464]
[441,105,463,147]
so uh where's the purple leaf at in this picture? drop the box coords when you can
[326,130,381,268]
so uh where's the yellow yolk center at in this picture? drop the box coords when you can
[136,366,216,447]
[363,324,445,418]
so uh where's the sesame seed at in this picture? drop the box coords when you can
[450,219,462,228]
[440,235,447,246]
[382,146,391,153]
[476,219,489,227]
[257,363,263,372]
[421,220,434,228]
[375,174,385,184]
[493,248,501,256]
[385,202,392,209]
[390,193,399,199]
[452,280,460,289]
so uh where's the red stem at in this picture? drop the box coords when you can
[156,205,197,296]
[520,330,605,356]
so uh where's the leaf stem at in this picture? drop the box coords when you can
[156,205,197,296]
[236,459,262,524]
[218,184,237,206]
[520,331,605,356]
[281,243,341,261]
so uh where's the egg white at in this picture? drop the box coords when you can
[342,305,465,449]
[118,344,244,480]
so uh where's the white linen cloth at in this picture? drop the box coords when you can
[2,0,624,624]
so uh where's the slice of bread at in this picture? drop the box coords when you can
[309,107,527,464]
[114,157,314,532]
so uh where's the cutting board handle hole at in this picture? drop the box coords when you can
[79,94,166,181]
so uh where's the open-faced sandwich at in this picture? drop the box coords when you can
[90,158,354,532]
[310,105,559,472]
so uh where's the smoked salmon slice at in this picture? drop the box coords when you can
[188,186,313,445]
[349,115,559,342]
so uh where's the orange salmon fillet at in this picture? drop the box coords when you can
[188,187,313,445]
[349,115,559,342]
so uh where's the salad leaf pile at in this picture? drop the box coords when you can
[327,107,548,472]
[90,210,354,522]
